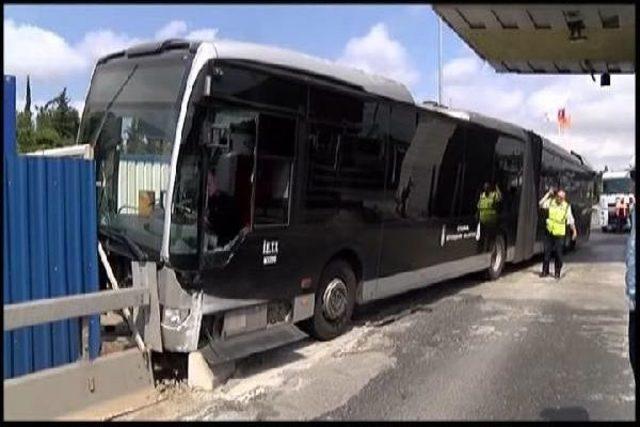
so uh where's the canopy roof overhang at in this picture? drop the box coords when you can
[433,4,635,74]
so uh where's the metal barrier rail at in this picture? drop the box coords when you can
[3,261,161,420]
[3,288,149,332]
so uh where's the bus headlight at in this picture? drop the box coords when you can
[162,307,190,328]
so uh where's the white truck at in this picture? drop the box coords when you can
[598,169,634,232]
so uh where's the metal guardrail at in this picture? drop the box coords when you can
[3,288,150,332]
[3,261,161,420]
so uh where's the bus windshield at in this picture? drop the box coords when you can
[78,54,191,258]
[602,177,632,194]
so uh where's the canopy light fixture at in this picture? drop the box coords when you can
[567,19,587,43]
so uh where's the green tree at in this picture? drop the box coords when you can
[16,75,36,153]
[15,79,82,152]
[35,87,80,144]
[16,110,36,153]
[33,126,63,149]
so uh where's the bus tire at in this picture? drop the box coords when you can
[486,234,506,281]
[303,260,356,341]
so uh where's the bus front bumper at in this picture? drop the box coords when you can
[156,266,315,353]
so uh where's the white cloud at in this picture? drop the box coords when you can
[76,30,142,64]
[338,23,420,89]
[154,20,188,40]
[186,28,219,42]
[4,19,221,84]
[3,19,87,80]
[154,20,219,42]
[441,54,635,170]
[442,57,478,84]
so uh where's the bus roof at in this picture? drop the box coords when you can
[209,40,416,104]
[418,102,594,173]
[420,103,528,139]
[99,39,416,104]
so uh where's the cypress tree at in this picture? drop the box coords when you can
[25,75,31,116]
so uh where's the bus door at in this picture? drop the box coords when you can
[513,132,542,262]
[247,112,298,284]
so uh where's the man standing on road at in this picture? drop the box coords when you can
[539,187,577,279]
[625,166,636,387]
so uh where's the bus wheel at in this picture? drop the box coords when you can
[304,260,356,341]
[486,234,506,281]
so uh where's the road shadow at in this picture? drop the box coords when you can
[539,406,590,421]
[230,338,312,378]
[352,251,548,325]
[352,271,486,325]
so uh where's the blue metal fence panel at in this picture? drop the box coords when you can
[80,160,101,359]
[3,75,101,379]
[27,157,53,371]
[4,77,16,378]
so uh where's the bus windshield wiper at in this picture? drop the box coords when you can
[100,226,148,261]
[91,64,139,228]
[90,64,139,147]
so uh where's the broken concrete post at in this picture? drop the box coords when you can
[188,351,236,391]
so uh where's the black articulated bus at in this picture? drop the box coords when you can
[79,39,596,360]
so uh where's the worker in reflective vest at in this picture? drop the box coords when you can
[477,182,502,252]
[615,197,628,232]
[539,187,577,279]
[477,182,502,226]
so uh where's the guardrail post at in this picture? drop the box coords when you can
[82,316,90,360]
[131,261,163,352]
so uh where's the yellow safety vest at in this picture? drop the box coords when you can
[546,200,569,237]
[478,191,499,224]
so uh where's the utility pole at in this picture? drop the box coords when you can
[438,17,443,105]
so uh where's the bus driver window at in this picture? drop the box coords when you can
[202,110,257,251]
[204,169,243,250]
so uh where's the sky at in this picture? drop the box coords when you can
[3,4,635,170]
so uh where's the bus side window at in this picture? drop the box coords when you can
[338,133,386,191]
[494,135,524,214]
[306,124,341,212]
[387,144,407,190]
[254,114,296,226]
[432,124,465,218]
[460,124,496,217]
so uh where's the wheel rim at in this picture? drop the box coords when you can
[322,278,348,321]
[491,238,503,272]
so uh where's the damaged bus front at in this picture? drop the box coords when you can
[80,40,315,357]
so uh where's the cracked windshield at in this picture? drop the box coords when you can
[78,55,191,256]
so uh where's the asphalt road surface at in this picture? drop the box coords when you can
[119,230,635,421]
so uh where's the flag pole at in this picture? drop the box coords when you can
[438,17,443,105]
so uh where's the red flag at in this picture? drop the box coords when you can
[557,107,571,130]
